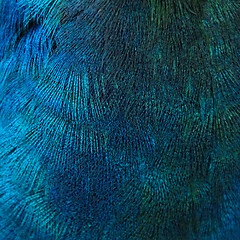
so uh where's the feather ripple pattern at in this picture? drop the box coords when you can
[0,0,239,239]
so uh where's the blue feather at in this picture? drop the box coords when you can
[0,0,240,239]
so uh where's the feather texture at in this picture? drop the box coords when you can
[0,0,240,239]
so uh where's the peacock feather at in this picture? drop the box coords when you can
[0,0,239,239]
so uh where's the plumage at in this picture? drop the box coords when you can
[0,0,239,239]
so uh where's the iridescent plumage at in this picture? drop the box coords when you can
[0,0,239,239]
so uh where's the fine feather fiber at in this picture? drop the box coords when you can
[0,0,240,239]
